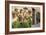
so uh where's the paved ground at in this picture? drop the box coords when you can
[31,23,40,28]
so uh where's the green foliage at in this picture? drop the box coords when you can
[12,16,32,28]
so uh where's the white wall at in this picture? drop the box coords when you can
[0,0,46,35]
[0,0,5,35]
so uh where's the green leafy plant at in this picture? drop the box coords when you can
[12,16,32,28]
[12,7,32,28]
